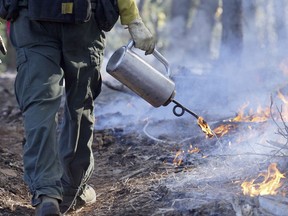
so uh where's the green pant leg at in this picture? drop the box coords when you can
[58,16,105,195]
[10,9,64,206]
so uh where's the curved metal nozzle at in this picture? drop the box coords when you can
[172,100,199,119]
[172,99,215,138]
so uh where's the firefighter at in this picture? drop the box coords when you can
[0,0,155,215]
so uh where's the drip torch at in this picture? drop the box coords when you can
[106,41,214,138]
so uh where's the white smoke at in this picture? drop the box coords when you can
[94,4,288,212]
[95,0,288,137]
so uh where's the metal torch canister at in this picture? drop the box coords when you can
[106,41,176,108]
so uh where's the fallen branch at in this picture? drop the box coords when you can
[120,168,148,180]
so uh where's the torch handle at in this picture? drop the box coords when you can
[172,99,199,119]
[126,40,171,77]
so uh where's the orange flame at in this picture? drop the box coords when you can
[277,90,288,105]
[173,150,184,166]
[277,90,288,121]
[173,145,200,166]
[213,124,236,137]
[197,116,214,138]
[241,163,285,197]
[231,102,270,122]
[188,144,200,154]
[279,58,288,76]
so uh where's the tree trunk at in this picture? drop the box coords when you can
[188,0,218,60]
[220,0,243,62]
[170,0,191,21]
[138,0,146,14]
[166,0,193,55]
[274,0,287,58]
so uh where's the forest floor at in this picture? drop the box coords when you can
[0,70,288,216]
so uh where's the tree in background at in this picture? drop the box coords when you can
[187,0,219,61]
[1,0,288,73]
[220,0,243,64]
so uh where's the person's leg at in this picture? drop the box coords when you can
[10,9,64,207]
[58,16,105,210]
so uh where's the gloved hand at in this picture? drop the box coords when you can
[0,0,19,21]
[128,18,155,55]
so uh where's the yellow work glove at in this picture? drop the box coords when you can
[128,18,156,55]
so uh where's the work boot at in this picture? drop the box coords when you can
[60,184,96,213]
[35,196,61,216]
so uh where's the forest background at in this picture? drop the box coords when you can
[0,0,286,118]
[0,0,286,74]
[0,1,288,215]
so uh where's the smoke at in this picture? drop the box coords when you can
[94,3,288,208]
[95,0,288,138]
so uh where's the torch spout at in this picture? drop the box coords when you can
[172,99,216,139]
[172,99,199,119]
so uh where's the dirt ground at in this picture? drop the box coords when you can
[0,73,199,216]
[1,71,288,216]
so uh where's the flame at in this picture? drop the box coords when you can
[279,58,288,76]
[173,145,200,167]
[228,90,288,124]
[173,150,185,166]
[231,102,270,122]
[188,144,200,154]
[213,124,235,137]
[278,90,288,104]
[277,90,288,121]
[197,116,214,138]
[241,163,286,197]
